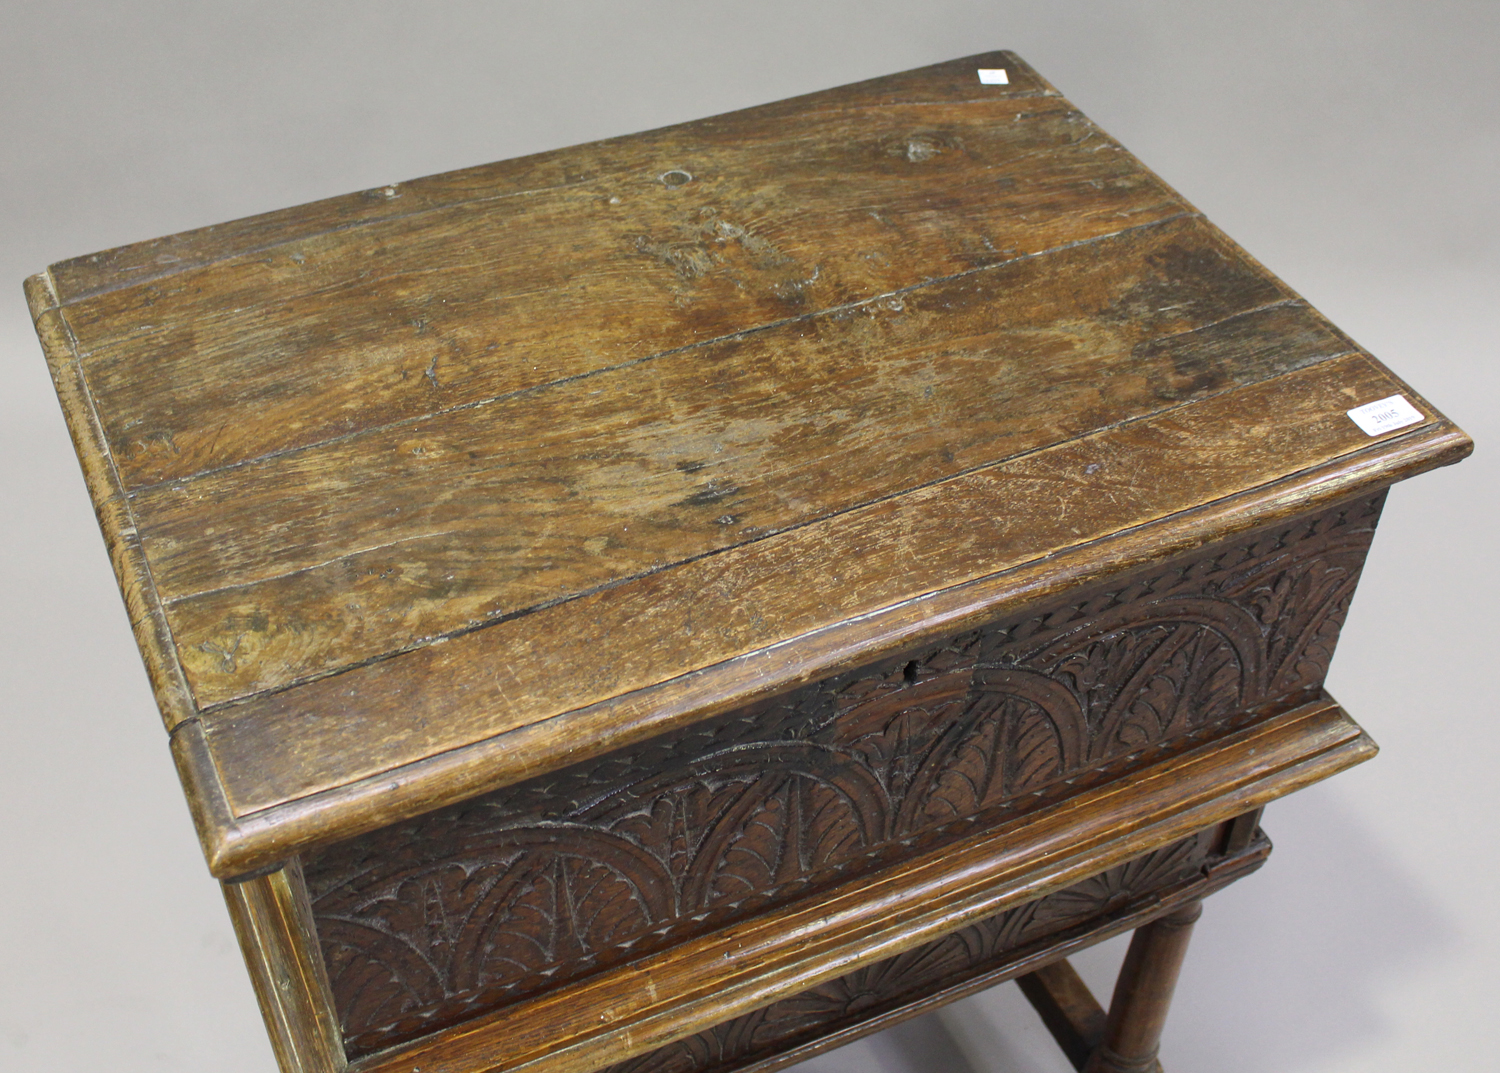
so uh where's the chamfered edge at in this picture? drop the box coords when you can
[24,271,200,735]
[28,269,1474,881]
[350,692,1374,1073]
[183,407,1467,879]
[22,45,1474,879]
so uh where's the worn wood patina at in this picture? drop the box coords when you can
[28,50,1469,1073]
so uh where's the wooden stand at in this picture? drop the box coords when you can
[1093,902,1202,1073]
[1016,903,1198,1073]
[27,48,1470,1073]
[1016,811,1267,1071]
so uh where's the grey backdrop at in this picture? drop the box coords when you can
[2,3,1495,1071]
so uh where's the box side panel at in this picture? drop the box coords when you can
[348,694,1371,1073]
[302,492,1384,1057]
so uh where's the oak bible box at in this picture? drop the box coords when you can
[26,51,1470,1073]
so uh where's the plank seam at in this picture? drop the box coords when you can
[188,337,1364,714]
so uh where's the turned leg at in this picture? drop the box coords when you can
[1082,900,1203,1073]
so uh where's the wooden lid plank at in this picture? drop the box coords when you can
[27,51,1471,875]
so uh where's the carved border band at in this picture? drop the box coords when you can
[303,493,1383,1055]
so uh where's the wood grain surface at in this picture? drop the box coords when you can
[141,215,1323,708]
[43,52,1063,304]
[71,94,1186,492]
[197,356,1450,818]
[598,830,1265,1073]
[300,492,1380,1052]
[222,860,346,1073]
[24,50,1471,877]
[347,692,1372,1073]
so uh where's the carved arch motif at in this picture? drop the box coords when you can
[306,492,1384,1054]
[601,830,1227,1073]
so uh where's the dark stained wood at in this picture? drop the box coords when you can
[180,408,1460,880]
[197,357,1448,831]
[1220,806,1265,856]
[28,50,1472,1073]
[1083,901,1202,1073]
[70,95,1190,492]
[597,830,1269,1073]
[25,52,1470,879]
[346,693,1371,1073]
[300,493,1381,1049]
[1018,960,1109,1070]
[26,278,198,734]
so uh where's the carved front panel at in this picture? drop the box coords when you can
[603,827,1254,1073]
[302,493,1382,1055]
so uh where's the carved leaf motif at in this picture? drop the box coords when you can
[320,933,429,1042]
[909,697,1006,825]
[697,773,870,906]
[471,852,655,981]
[1007,696,1069,795]
[1100,626,1242,756]
[308,494,1382,1055]
[599,830,1223,1073]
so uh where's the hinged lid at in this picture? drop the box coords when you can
[27,52,1470,877]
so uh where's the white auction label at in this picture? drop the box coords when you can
[977,68,1009,85]
[1346,394,1424,436]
